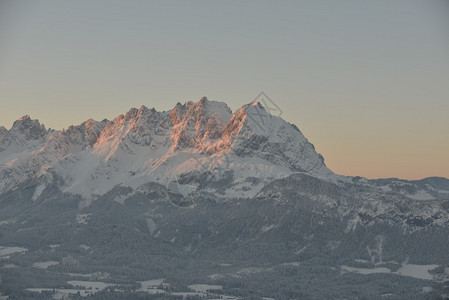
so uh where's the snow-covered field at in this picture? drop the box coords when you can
[341,263,441,281]
[32,261,59,269]
[395,264,439,280]
[341,265,391,275]
[0,246,28,259]
[137,279,168,294]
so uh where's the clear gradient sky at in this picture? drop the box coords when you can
[0,0,448,179]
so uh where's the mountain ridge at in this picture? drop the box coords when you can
[1,97,447,202]
[0,97,332,199]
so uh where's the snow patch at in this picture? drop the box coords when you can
[405,190,435,200]
[32,184,46,201]
[341,265,391,275]
[136,279,168,294]
[260,224,275,232]
[282,262,301,267]
[0,219,14,226]
[341,263,440,281]
[396,264,439,280]
[346,215,362,233]
[32,261,59,269]
[0,246,28,259]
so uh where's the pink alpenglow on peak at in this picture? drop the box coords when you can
[0,97,332,199]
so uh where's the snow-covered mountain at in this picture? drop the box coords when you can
[1,97,449,299]
[0,97,332,199]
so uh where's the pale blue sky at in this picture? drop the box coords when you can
[0,0,448,179]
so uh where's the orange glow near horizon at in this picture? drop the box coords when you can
[1,1,448,180]
[310,127,449,180]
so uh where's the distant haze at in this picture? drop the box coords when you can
[0,0,448,179]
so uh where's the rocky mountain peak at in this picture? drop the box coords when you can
[0,126,9,152]
[9,115,48,141]
[62,118,107,148]
[169,97,232,149]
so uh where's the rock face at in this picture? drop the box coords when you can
[0,97,331,198]
[9,115,48,142]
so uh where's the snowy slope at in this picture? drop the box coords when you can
[0,116,55,192]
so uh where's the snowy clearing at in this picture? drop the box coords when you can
[0,246,28,258]
[137,279,168,294]
[395,264,439,280]
[341,265,391,275]
[341,263,440,281]
[32,261,59,269]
